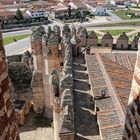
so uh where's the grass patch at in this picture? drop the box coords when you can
[99,29,134,36]
[113,10,140,20]
[4,34,31,45]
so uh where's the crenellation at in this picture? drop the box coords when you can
[79,27,88,47]
[101,32,113,48]
[87,31,98,47]
[116,32,129,49]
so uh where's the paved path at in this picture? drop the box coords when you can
[19,110,54,140]
[73,57,100,140]
[20,128,54,140]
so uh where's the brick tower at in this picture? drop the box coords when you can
[45,32,64,75]
[123,40,140,139]
[0,29,20,140]
[31,26,46,113]
[42,28,65,118]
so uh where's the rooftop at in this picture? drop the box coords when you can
[86,51,136,139]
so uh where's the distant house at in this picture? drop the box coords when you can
[93,6,107,16]
[51,4,77,19]
[0,4,16,20]
[26,9,46,18]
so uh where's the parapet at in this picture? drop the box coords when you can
[117,32,129,40]
[59,105,74,134]
[47,32,59,46]
[88,31,98,39]
[79,27,88,38]
[102,32,113,39]
[63,24,71,33]
[59,42,74,137]
[31,26,45,41]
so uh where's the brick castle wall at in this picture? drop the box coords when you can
[0,30,20,140]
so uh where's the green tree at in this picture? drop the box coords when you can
[16,9,24,21]
[68,5,71,19]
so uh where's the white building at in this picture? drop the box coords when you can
[26,9,46,18]
[93,6,107,16]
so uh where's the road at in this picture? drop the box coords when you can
[4,37,31,56]
[107,10,122,21]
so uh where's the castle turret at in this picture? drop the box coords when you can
[116,32,129,49]
[123,40,140,140]
[101,32,113,48]
[31,26,46,113]
[45,32,64,75]
[41,27,65,118]
[31,26,45,73]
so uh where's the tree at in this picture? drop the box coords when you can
[68,5,71,19]
[16,9,24,21]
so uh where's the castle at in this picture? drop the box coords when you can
[0,24,140,140]
[30,24,140,140]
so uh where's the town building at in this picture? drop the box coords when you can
[93,5,107,15]
[26,9,46,18]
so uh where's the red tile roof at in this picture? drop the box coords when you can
[101,55,134,112]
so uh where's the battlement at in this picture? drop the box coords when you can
[30,24,140,140]
[59,43,74,139]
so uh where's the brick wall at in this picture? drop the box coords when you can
[123,43,140,140]
[0,30,19,140]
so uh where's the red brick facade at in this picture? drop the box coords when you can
[0,30,19,140]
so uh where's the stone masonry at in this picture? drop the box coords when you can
[30,24,140,140]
